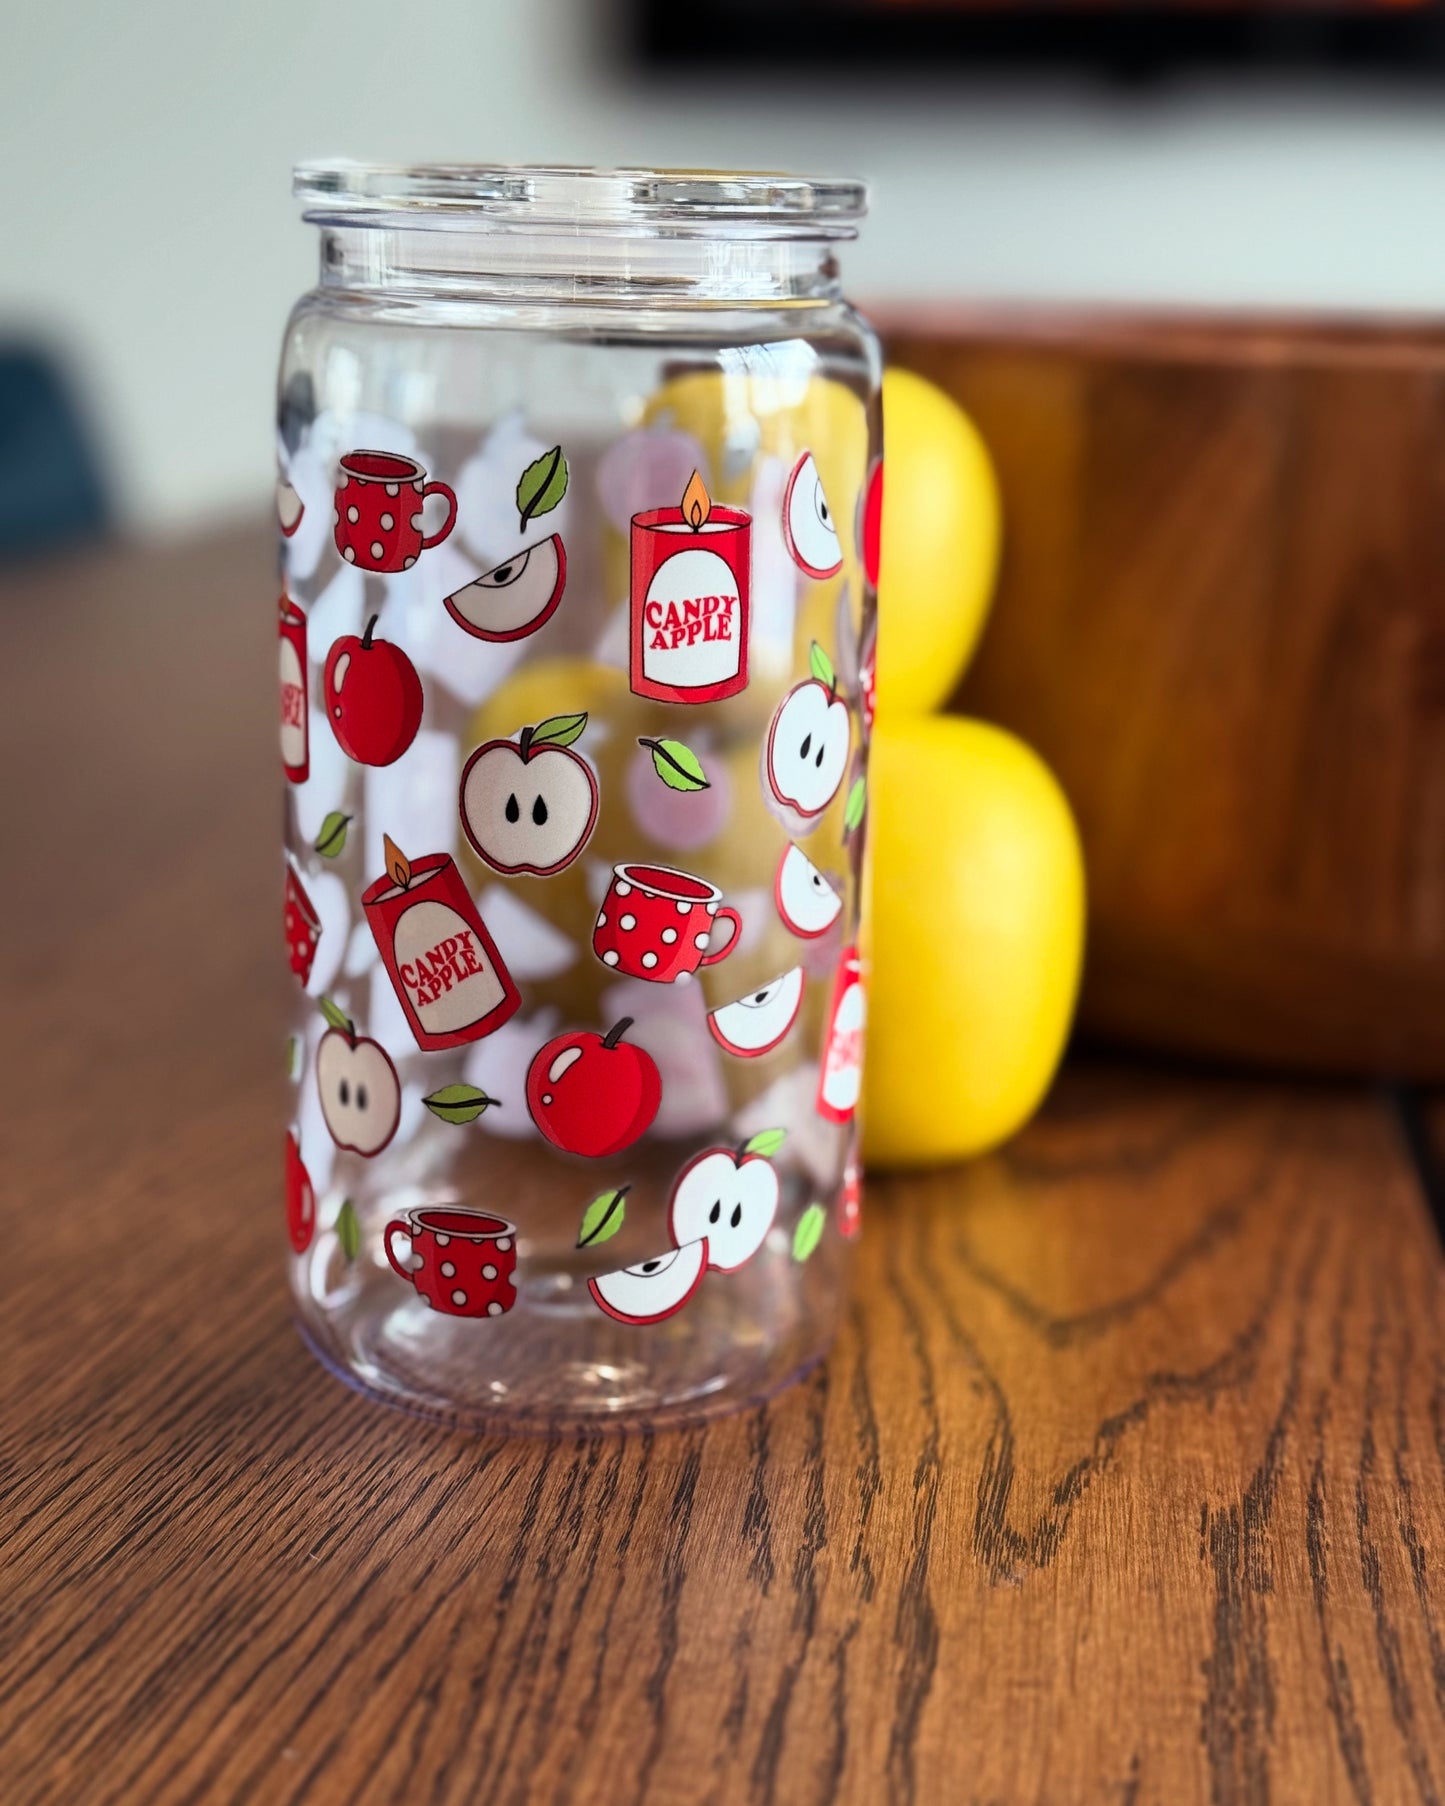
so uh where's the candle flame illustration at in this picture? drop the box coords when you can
[384,833,412,890]
[681,469,712,531]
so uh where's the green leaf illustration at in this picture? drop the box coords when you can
[532,711,588,750]
[809,642,836,690]
[318,996,352,1035]
[337,1198,361,1262]
[516,445,569,529]
[792,1203,826,1263]
[423,1083,500,1126]
[743,1128,787,1159]
[285,1035,299,1080]
[844,776,867,834]
[313,811,351,859]
[639,737,709,792]
[577,1186,629,1249]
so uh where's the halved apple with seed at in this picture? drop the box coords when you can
[445,535,567,642]
[276,475,304,538]
[588,1239,708,1325]
[708,967,804,1058]
[783,450,843,580]
[774,843,843,938]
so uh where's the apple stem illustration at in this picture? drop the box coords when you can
[360,613,379,650]
[518,724,534,762]
[601,1016,634,1051]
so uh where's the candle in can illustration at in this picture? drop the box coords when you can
[362,836,520,1051]
[630,471,750,704]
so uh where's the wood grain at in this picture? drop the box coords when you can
[884,309,1445,1081]
[3,529,1445,1804]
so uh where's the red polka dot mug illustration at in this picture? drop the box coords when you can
[333,449,456,572]
[385,1207,518,1318]
[592,862,741,983]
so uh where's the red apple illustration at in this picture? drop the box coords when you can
[285,862,321,985]
[445,534,567,642]
[858,458,882,589]
[766,644,851,819]
[707,968,804,1059]
[589,1239,708,1326]
[526,1016,661,1158]
[783,450,844,580]
[324,614,424,767]
[285,1127,316,1253]
[668,1139,781,1273]
[317,1010,401,1157]
[460,713,598,878]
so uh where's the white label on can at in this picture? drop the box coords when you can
[643,549,741,694]
[279,638,306,770]
[821,978,865,1115]
[392,899,504,1036]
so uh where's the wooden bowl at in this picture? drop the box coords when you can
[884,309,1445,1079]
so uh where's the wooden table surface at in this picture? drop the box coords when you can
[4,528,1445,1806]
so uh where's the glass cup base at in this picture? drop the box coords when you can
[294,1250,843,1435]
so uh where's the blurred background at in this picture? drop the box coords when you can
[6,0,1445,535]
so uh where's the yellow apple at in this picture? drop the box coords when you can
[877,370,1001,717]
[862,714,1084,1166]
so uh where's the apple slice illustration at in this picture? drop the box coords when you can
[460,713,598,878]
[444,535,567,643]
[765,643,852,821]
[276,473,305,539]
[708,968,804,1059]
[589,1239,708,1326]
[775,844,843,938]
[783,450,844,581]
[526,1016,661,1157]
[316,1002,401,1157]
[669,1139,781,1273]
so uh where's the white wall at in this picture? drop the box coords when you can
[6,0,1445,530]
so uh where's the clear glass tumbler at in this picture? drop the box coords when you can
[278,164,880,1431]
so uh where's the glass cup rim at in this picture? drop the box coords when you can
[293,162,868,238]
[615,862,718,904]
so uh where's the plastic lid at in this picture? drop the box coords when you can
[293,163,868,238]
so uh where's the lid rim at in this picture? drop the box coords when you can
[293,161,869,232]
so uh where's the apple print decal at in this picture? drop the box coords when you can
[316,998,401,1157]
[708,969,804,1059]
[459,713,599,878]
[838,1152,862,1239]
[527,1017,661,1158]
[783,450,844,581]
[774,844,843,939]
[279,596,309,784]
[276,466,305,539]
[324,615,424,767]
[285,1127,316,1253]
[765,643,852,823]
[445,536,567,643]
[589,1240,708,1326]
[817,948,864,1124]
[669,1131,784,1273]
[858,458,882,589]
[285,862,321,986]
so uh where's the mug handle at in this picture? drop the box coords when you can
[419,481,457,550]
[699,907,741,966]
[385,1219,418,1280]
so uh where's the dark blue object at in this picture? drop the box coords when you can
[0,345,109,558]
